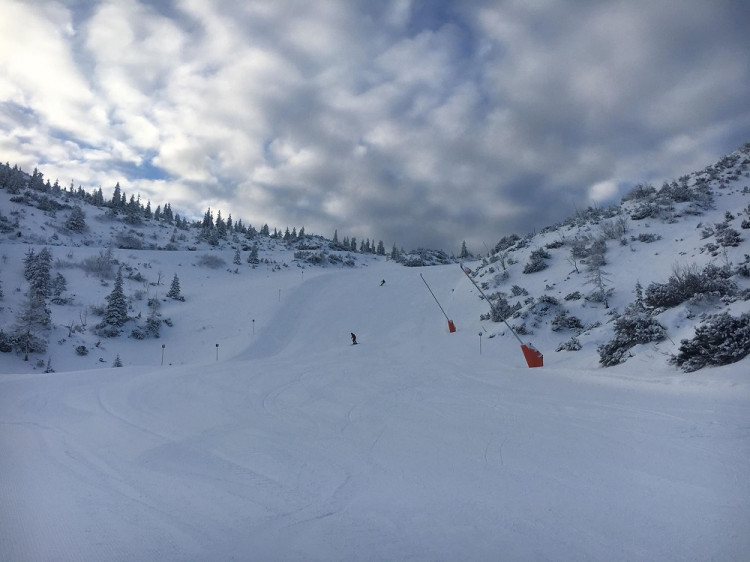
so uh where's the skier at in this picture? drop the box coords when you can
[351,332,357,345]
[380,279,386,286]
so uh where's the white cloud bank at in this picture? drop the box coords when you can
[2,0,748,251]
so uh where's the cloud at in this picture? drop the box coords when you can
[2,0,748,252]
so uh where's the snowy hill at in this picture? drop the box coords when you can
[1,146,749,560]
[2,144,750,374]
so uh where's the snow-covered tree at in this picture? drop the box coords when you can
[12,292,50,358]
[23,248,52,298]
[216,210,227,238]
[50,273,68,304]
[13,250,53,357]
[65,206,87,232]
[598,283,666,366]
[166,273,184,301]
[523,247,550,274]
[111,182,122,208]
[104,268,128,327]
[390,244,400,261]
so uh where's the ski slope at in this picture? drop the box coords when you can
[2,260,749,561]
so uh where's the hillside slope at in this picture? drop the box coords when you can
[1,255,748,561]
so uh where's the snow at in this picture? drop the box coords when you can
[2,150,750,559]
[2,259,749,561]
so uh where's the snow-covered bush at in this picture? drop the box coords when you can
[510,285,528,296]
[130,327,147,340]
[551,309,584,332]
[0,330,13,353]
[670,313,750,372]
[480,293,521,323]
[80,248,115,279]
[714,223,742,247]
[621,182,656,202]
[631,232,661,243]
[114,231,144,250]
[196,254,226,269]
[523,248,550,274]
[398,249,453,267]
[644,263,735,309]
[630,201,660,220]
[494,234,520,252]
[556,337,582,352]
[598,289,666,366]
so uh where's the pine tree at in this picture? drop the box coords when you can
[94,187,105,206]
[111,182,122,208]
[390,244,400,261]
[25,248,52,298]
[50,273,68,304]
[13,279,51,358]
[460,241,470,259]
[216,210,227,238]
[113,354,123,367]
[202,208,214,229]
[23,248,36,281]
[233,249,241,265]
[247,244,260,264]
[65,206,87,232]
[166,273,184,301]
[104,268,128,327]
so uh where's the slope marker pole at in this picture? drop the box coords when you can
[459,263,543,367]
[420,273,456,333]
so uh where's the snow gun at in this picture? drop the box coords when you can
[420,273,457,333]
[459,263,543,368]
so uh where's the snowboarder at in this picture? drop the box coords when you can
[351,332,357,345]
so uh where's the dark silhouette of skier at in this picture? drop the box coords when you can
[380,279,386,286]
[351,332,357,345]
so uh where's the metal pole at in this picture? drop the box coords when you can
[161,344,165,366]
[459,263,524,345]
[420,273,451,322]
[215,343,219,361]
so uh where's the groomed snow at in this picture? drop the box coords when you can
[2,259,749,561]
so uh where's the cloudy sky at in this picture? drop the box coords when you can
[2,0,748,252]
